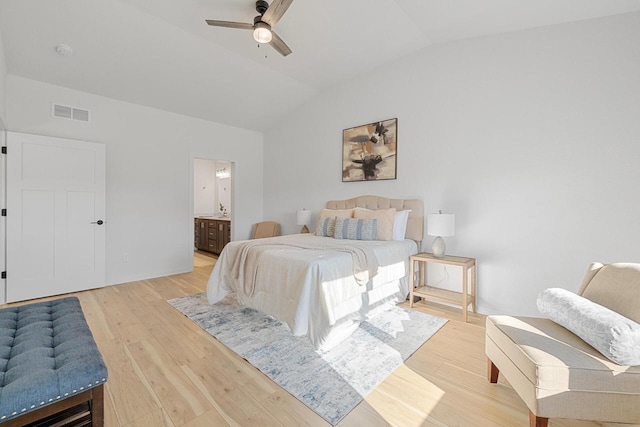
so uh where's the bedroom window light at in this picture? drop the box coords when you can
[297,209,312,234]
[427,210,455,258]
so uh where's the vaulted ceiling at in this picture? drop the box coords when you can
[1,0,639,132]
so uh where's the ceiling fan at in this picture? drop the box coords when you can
[206,0,294,56]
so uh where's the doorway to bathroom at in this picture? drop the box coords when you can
[193,157,232,269]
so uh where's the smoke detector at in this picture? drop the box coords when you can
[55,44,74,57]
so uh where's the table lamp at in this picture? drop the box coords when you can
[297,209,311,233]
[427,210,455,258]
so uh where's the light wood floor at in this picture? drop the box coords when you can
[193,251,217,268]
[4,261,635,427]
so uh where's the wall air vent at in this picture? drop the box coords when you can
[53,104,72,119]
[72,108,89,122]
[52,103,90,122]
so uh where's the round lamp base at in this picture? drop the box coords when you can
[432,236,446,258]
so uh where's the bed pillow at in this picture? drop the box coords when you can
[315,208,354,235]
[353,208,396,241]
[537,287,640,365]
[316,216,336,237]
[319,208,354,218]
[333,217,377,240]
[392,209,411,240]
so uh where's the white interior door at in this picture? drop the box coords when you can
[6,132,106,302]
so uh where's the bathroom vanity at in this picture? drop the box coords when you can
[194,217,231,255]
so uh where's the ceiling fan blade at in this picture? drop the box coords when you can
[262,0,293,26]
[269,31,292,56]
[205,20,253,30]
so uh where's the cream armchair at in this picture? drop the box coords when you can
[485,262,640,427]
[251,221,280,239]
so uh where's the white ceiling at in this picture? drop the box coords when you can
[1,0,640,132]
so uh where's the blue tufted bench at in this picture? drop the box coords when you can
[0,297,108,426]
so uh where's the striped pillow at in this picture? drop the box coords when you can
[316,216,336,237]
[334,217,377,240]
[353,207,395,241]
[314,208,354,235]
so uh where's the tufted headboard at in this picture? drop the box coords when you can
[326,195,424,244]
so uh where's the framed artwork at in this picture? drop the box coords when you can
[342,118,397,182]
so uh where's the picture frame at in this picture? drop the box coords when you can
[342,118,397,182]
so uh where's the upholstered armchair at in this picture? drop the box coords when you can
[251,221,280,239]
[486,262,640,427]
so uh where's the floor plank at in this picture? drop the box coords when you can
[127,337,212,425]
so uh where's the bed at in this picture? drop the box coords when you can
[206,195,423,350]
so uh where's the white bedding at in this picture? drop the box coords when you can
[206,233,418,350]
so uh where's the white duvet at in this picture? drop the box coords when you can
[206,234,418,350]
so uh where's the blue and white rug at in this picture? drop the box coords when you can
[168,293,447,425]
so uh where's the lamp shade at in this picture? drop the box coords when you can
[427,212,455,237]
[297,209,311,226]
[253,22,272,43]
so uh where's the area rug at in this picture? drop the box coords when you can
[168,293,447,425]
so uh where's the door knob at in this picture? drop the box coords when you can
[91,220,104,225]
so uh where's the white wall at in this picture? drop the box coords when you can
[194,159,232,217]
[216,173,231,216]
[194,158,217,216]
[263,12,640,316]
[7,75,264,286]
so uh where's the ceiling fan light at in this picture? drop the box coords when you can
[253,22,272,43]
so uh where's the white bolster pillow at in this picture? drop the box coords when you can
[537,287,640,366]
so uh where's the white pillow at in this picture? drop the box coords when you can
[392,210,411,240]
[537,287,640,366]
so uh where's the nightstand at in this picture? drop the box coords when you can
[409,252,477,322]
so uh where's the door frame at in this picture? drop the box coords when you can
[5,132,106,302]
[188,153,235,268]
[0,128,6,304]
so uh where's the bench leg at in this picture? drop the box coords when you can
[91,384,105,426]
[487,358,499,383]
[529,410,548,427]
